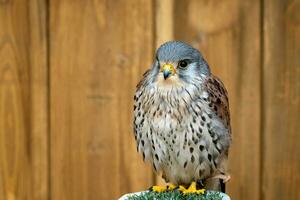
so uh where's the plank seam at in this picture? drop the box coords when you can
[45,0,51,199]
[259,0,265,199]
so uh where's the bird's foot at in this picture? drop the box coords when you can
[178,181,205,195]
[150,183,177,192]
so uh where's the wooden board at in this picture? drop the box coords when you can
[154,0,175,186]
[262,0,300,199]
[0,1,299,199]
[50,0,155,199]
[0,0,48,199]
[173,0,261,199]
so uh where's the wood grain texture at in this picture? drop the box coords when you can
[28,0,49,199]
[50,0,154,199]
[154,0,174,186]
[173,0,261,199]
[155,0,174,47]
[262,0,300,199]
[0,0,48,199]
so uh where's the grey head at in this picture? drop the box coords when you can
[151,41,210,84]
[157,41,201,63]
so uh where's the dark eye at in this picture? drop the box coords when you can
[178,60,188,69]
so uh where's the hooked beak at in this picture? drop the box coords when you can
[162,64,176,80]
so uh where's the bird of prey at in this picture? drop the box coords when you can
[133,41,231,194]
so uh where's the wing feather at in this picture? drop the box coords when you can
[203,75,231,134]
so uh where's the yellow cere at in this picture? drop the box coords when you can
[162,63,176,75]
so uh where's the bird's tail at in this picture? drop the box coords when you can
[204,178,225,193]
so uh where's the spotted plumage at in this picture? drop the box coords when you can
[133,41,231,191]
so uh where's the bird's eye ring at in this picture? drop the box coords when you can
[178,60,188,69]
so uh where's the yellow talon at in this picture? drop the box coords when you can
[179,185,186,192]
[167,184,177,191]
[178,181,205,195]
[152,185,167,192]
[151,183,178,192]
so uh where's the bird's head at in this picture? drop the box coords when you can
[150,41,210,88]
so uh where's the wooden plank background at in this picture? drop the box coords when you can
[0,0,299,200]
[262,0,300,199]
[0,0,48,200]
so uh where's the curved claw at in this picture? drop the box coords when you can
[167,184,177,191]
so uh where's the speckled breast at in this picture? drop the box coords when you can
[134,88,218,185]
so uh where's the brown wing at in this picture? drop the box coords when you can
[204,75,231,134]
[202,75,231,183]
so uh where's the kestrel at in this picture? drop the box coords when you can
[133,41,231,193]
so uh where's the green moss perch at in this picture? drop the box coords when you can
[119,190,230,200]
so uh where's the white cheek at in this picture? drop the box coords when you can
[178,63,195,75]
[155,73,185,90]
[180,64,206,81]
